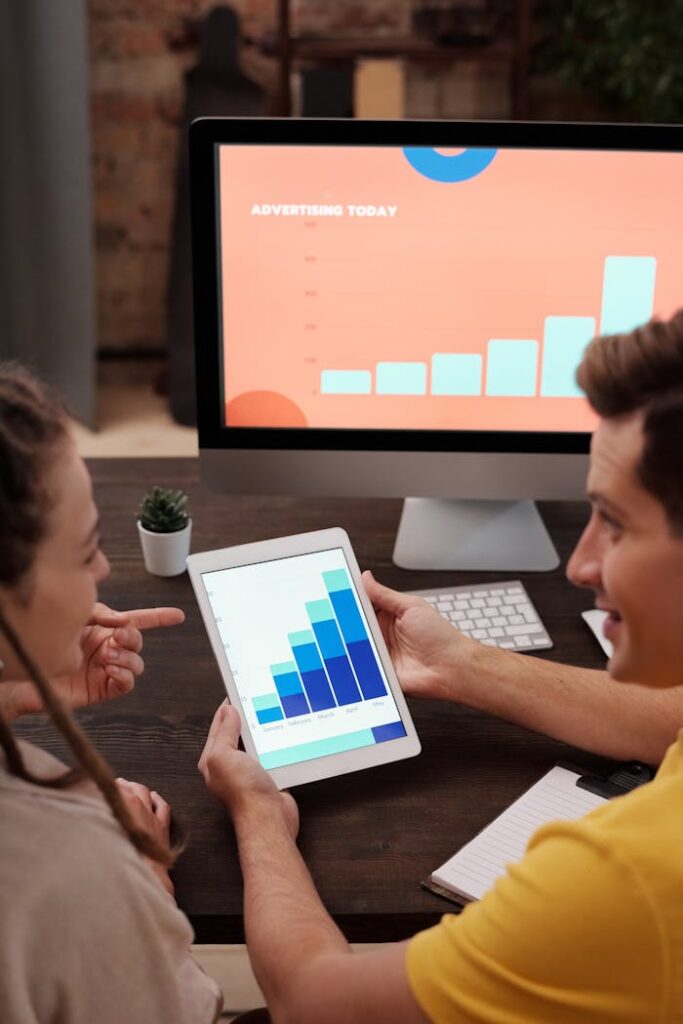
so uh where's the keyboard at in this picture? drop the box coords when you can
[408,581,553,653]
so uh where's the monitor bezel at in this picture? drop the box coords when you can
[190,117,681,454]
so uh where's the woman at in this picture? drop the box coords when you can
[0,364,223,1022]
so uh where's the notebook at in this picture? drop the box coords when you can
[423,764,607,905]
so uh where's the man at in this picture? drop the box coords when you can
[200,312,683,1022]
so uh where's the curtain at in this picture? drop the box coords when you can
[0,0,95,424]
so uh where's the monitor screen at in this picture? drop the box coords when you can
[190,120,683,569]
[213,139,680,437]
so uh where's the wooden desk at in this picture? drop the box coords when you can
[15,458,608,943]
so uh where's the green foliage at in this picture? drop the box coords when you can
[138,486,190,534]
[535,1,683,122]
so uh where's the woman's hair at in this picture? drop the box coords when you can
[0,363,174,866]
[577,310,683,535]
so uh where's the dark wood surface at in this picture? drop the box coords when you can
[16,458,608,943]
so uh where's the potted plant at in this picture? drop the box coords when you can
[137,486,192,576]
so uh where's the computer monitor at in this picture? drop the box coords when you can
[189,118,682,571]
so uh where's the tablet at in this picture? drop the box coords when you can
[187,528,421,789]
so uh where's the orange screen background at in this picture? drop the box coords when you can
[218,146,681,432]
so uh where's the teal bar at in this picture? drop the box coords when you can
[322,569,350,593]
[599,256,656,336]
[270,660,297,677]
[431,354,482,396]
[321,370,371,395]
[376,362,427,395]
[288,629,315,647]
[486,340,538,397]
[253,693,281,712]
[259,728,375,770]
[540,316,595,398]
[306,598,334,624]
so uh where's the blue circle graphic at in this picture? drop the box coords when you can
[402,147,497,183]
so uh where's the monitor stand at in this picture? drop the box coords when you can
[393,497,560,571]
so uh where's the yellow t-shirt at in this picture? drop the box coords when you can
[407,732,683,1023]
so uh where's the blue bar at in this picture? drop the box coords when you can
[431,354,482,396]
[540,316,596,398]
[346,638,387,699]
[256,706,285,725]
[259,728,376,770]
[306,601,362,706]
[326,587,367,644]
[485,340,538,397]
[376,362,427,395]
[600,256,656,336]
[371,720,407,743]
[272,665,311,719]
[289,631,337,711]
[280,693,310,718]
[321,370,372,395]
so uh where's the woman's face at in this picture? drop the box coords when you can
[567,413,683,688]
[0,441,109,680]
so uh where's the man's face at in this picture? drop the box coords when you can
[567,413,683,687]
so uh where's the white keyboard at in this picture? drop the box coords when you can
[408,581,553,653]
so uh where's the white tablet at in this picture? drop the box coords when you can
[187,528,421,789]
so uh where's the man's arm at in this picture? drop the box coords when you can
[363,573,682,764]
[199,705,428,1024]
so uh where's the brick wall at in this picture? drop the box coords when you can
[90,1,508,352]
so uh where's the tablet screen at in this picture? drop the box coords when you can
[201,548,407,769]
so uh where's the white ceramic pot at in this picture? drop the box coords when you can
[137,519,192,577]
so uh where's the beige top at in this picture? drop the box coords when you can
[0,740,223,1024]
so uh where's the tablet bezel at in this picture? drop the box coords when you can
[187,527,421,789]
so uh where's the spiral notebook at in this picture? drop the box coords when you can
[422,764,609,906]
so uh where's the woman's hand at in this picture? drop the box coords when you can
[362,571,474,702]
[199,701,299,840]
[1,603,185,720]
[115,777,175,896]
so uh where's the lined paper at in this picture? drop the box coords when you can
[432,766,607,902]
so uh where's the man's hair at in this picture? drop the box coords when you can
[577,310,683,534]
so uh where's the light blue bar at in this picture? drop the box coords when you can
[321,370,372,395]
[288,629,315,648]
[322,569,351,593]
[259,728,375,770]
[376,362,427,395]
[540,316,596,398]
[599,256,656,336]
[271,660,297,677]
[431,354,482,396]
[305,599,334,624]
[485,340,538,397]
[253,693,281,712]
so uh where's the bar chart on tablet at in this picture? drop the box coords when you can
[202,551,405,769]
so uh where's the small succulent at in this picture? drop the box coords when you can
[138,486,190,534]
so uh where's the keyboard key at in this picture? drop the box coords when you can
[424,596,438,604]
[509,614,524,625]
[514,635,531,646]
[533,637,548,646]
[470,598,486,608]
[478,618,492,628]
[437,601,453,611]
[459,620,474,631]
[454,600,469,610]
[500,641,516,648]
[488,627,504,637]
[492,616,507,627]
[505,622,544,636]
[490,588,504,595]
[466,608,483,620]
[449,610,467,622]
[472,629,488,639]
[487,596,502,607]
[500,605,516,616]
[458,591,472,599]
[506,586,523,594]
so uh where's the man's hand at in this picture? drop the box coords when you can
[2,603,185,720]
[198,701,299,839]
[116,777,175,896]
[363,571,477,701]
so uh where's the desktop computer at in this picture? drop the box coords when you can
[189,118,682,571]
